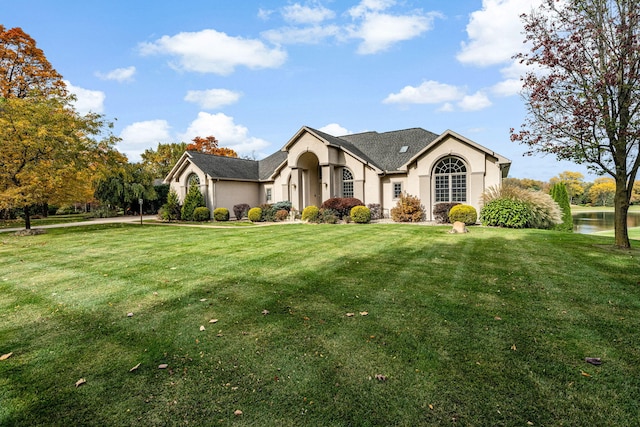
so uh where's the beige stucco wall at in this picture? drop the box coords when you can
[211,180,260,214]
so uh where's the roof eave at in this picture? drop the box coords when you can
[163,151,192,183]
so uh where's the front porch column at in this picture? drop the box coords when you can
[321,164,334,202]
[290,168,303,211]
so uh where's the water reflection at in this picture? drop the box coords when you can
[573,211,640,234]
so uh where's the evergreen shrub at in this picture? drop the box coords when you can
[350,205,371,223]
[213,207,230,221]
[181,184,205,221]
[248,207,262,222]
[448,204,477,225]
[301,205,319,222]
[193,207,210,222]
[550,182,573,231]
[391,193,425,222]
[160,189,181,221]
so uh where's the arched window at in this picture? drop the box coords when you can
[342,168,354,198]
[187,173,200,187]
[434,157,467,203]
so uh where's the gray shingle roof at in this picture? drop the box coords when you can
[187,151,260,181]
[258,150,288,180]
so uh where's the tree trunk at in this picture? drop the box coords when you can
[613,177,630,249]
[24,205,32,230]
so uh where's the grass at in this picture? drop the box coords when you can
[0,214,90,229]
[1,223,639,426]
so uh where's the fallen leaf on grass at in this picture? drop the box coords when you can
[585,357,602,366]
[75,378,86,387]
[209,319,219,324]
[199,298,207,302]
[0,352,13,361]
[234,410,243,416]
[374,374,387,381]
[511,344,517,351]
[158,364,168,369]
[580,370,591,377]
[262,309,270,315]
[359,311,368,316]
[129,363,141,372]
[199,325,206,331]
[428,404,434,410]
[127,312,134,317]
[494,316,502,321]
[345,313,355,317]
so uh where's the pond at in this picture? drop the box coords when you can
[573,211,640,234]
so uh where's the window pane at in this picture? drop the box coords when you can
[393,183,402,198]
[342,168,354,197]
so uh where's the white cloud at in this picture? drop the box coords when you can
[319,123,351,136]
[383,80,466,105]
[351,12,438,54]
[458,91,492,111]
[282,3,335,24]
[348,0,396,18]
[262,25,341,45]
[118,120,172,162]
[64,80,105,114]
[96,66,136,82]
[184,89,242,110]
[139,29,287,75]
[457,0,543,67]
[181,112,271,157]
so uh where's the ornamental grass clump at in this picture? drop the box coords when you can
[480,184,561,229]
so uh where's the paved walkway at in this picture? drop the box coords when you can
[0,215,158,234]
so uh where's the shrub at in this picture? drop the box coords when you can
[248,207,262,222]
[350,205,371,223]
[550,182,573,231]
[233,203,250,220]
[433,202,460,224]
[481,184,561,229]
[448,204,477,225]
[259,204,275,222]
[272,200,292,212]
[301,205,319,222]
[275,209,289,221]
[181,184,205,221]
[321,197,364,219]
[192,207,211,222]
[367,203,382,220]
[160,189,181,221]
[391,193,425,222]
[480,198,533,228]
[318,208,339,224]
[213,207,230,221]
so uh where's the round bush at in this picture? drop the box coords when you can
[301,205,319,222]
[480,198,533,228]
[192,207,211,222]
[448,204,477,225]
[350,205,371,223]
[248,207,262,222]
[275,209,289,222]
[213,207,230,221]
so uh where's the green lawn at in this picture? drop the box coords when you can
[0,214,91,229]
[1,224,639,426]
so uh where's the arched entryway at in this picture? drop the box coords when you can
[294,152,322,208]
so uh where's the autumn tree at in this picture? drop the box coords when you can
[187,136,238,157]
[549,171,586,204]
[512,0,640,248]
[0,26,118,230]
[141,142,187,179]
[94,162,157,213]
[589,177,616,206]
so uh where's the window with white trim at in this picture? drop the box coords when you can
[434,157,467,203]
[187,173,200,187]
[393,182,403,199]
[342,168,354,198]
[266,188,272,203]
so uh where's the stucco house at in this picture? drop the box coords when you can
[164,126,511,220]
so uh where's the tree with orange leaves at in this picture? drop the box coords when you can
[187,136,238,157]
[0,26,118,230]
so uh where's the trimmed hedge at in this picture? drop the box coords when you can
[480,198,532,228]
[248,207,262,222]
[192,207,210,222]
[301,206,319,222]
[321,197,364,219]
[448,204,477,225]
[350,205,371,223]
[213,207,230,221]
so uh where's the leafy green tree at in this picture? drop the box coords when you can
[141,142,187,179]
[94,163,157,213]
[181,184,205,221]
[550,182,573,231]
[512,0,640,248]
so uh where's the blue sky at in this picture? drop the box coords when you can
[4,0,590,180]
